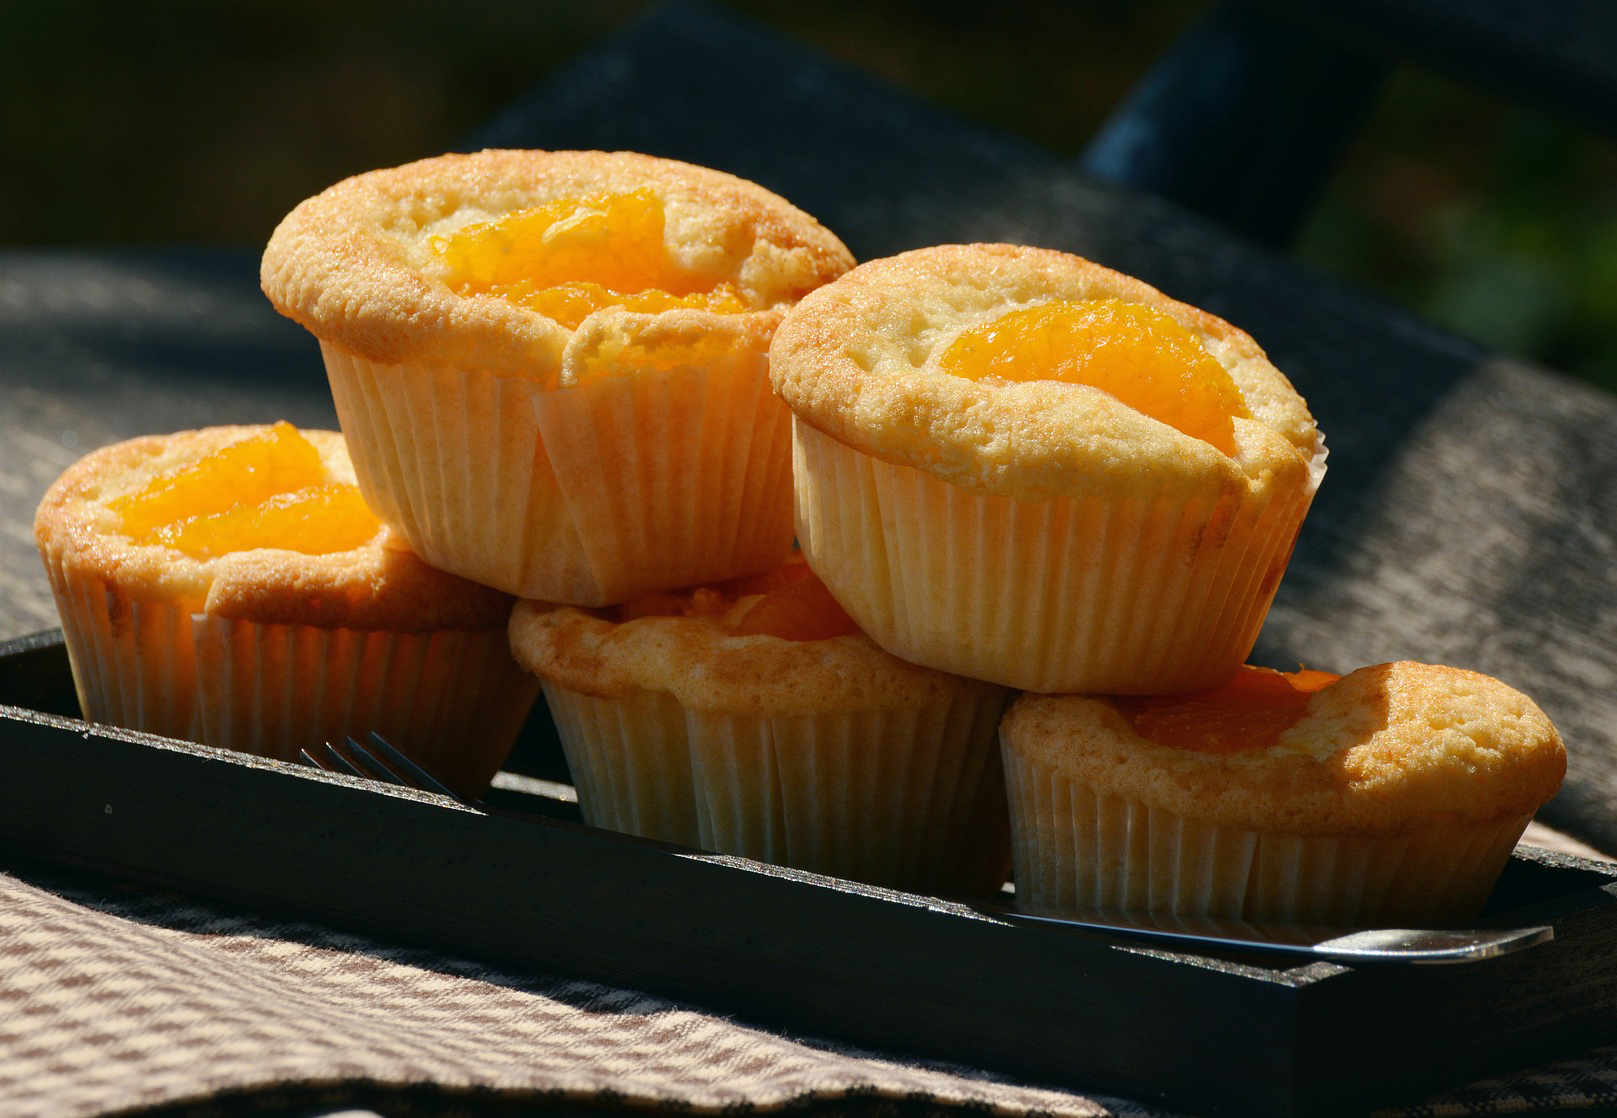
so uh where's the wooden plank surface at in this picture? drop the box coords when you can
[2,2,1615,859]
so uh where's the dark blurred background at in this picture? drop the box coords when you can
[4,0,1614,395]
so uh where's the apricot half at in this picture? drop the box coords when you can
[730,572,861,642]
[940,299,1249,456]
[610,562,860,643]
[110,422,381,559]
[1116,665,1340,755]
[431,188,748,329]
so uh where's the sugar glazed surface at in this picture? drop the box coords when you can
[259,148,855,385]
[33,424,513,631]
[769,243,1324,503]
[510,571,1008,718]
[1003,662,1567,835]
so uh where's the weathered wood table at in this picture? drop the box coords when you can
[3,5,1617,1116]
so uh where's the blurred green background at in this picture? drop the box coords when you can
[4,0,1614,394]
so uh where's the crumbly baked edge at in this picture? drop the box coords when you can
[1000,661,1566,834]
[33,425,516,632]
[508,599,1010,717]
[768,243,1326,504]
[259,148,855,382]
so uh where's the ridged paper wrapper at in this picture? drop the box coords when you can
[538,679,1012,896]
[793,419,1318,695]
[1002,739,1535,927]
[44,561,535,799]
[322,344,794,607]
[539,682,702,848]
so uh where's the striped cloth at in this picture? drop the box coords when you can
[2,855,1614,1118]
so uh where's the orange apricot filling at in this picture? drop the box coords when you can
[939,299,1250,455]
[610,562,861,642]
[1116,665,1340,755]
[730,573,861,641]
[431,188,749,329]
[110,422,381,559]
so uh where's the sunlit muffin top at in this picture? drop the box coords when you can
[1001,662,1566,834]
[35,423,515,631]
[261,148,854,385]
[769,243,1325,503]
[508,557,1009,717]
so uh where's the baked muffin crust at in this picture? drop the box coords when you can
[510,594,1006,717]
[260,149,855,384]
[35,425,515,632]
[769,243,1324,503]
[1002,662,1566,834]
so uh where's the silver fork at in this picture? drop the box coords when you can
[972,899,1553,965]
[300,732,472,804]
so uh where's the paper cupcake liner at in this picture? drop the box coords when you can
[188,616,536,798]
[539,680,1011,895]
[47,564,202,743]
[44,562,534,799]
[323,345,593,599]
[1244,817,1531,927]
[793,419,1316,695]
[539,683,702,848]
[685,691,1011,895]
[1003,745,1534,926]
[682,712,786,863]
[322,344,794,606]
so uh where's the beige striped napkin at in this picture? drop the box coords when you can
[2,848,1614,1118]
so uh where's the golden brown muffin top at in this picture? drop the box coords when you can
[260,149,855,383]
[769,243,1325,503]
[1002,662,1565,834]
[508,562,1010,717]
[35,424,515,631]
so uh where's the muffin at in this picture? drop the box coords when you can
[508,559,1015,895]
[999,662,1566,927]
[33,422,538,797]
[260,149,855,606]
[769,243,1326,695]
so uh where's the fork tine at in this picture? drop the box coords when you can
[301,735,469,802]
[337,735,410,787]
[302,740,369,781]
[358,731,462,800]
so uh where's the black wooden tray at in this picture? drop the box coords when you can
[3,629,1616,1118]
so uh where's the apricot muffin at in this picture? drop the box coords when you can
[34,422,538,797]
[260,149,855,606]
[769,243,1326,694]
[1000,662,1566,927]
[509,558,1014,895]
